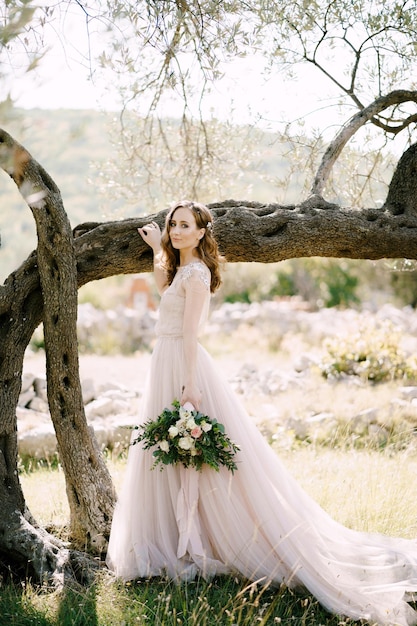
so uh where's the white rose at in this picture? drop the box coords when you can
[178,436,193,450]
[186,418,196,430]
[179,406,192,420]
[159,440,170,452]
[168,425,179,438]
[201,421,212,432]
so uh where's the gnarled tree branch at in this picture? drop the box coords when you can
[312,90,417,196]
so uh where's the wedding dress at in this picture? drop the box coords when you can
[106,261,417,625]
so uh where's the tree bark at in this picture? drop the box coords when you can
[72,196,417,284]
[312,90,417,196]
[383,142,417,216]
[0,130,115,583]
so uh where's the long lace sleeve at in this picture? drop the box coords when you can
[179,263,211,407]
[180,263,210,333]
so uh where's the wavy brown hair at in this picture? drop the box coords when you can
[161,200,223,293]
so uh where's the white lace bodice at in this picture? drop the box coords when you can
[155,262,211,337]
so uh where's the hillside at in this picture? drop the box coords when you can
[1,108,296,282]
[1,108,118,280]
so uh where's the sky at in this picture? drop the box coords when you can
[8,48,340,132]
[2,2,346,141]
[15,57,346,140]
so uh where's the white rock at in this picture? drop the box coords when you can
[90,533,107,553]
[18,389,36,407]
[33,377,47,401]
[21,373,35,393]
[285,417,308,439]
[306,412,334,423]
[28,397,49,413]
[17,407,50,430]
[98,381,129,394]
[82,378,96,405]
[399,386,417,400]
[101,389,136,401]
[19,424,57,459]
[355,408,378,422]
[368,424,388,440]
[293,354,316,373]
[90,423,111,448]
[85,397,115,419]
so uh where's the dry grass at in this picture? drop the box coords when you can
[21,444,417,542]
[280,447,417,538]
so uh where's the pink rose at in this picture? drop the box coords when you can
[191,426,202,439]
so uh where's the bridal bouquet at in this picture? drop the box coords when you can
[132,400,240,473]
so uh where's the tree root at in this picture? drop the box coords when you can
[0,511,99,589]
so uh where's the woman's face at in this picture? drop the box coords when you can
[168,207,205,253]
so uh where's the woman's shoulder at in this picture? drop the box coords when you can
[177,261,211,289]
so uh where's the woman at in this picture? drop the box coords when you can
[107,200,417,626]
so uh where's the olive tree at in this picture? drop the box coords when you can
[1,124,416,582]
[2,0,417,583]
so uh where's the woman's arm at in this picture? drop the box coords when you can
[180,272,209,410]
[137,221,167,295]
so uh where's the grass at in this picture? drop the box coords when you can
[0,572,351,625]
[20,447,417,540]
[12,443,417,626]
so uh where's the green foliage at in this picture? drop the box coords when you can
[132,400,240,473]
[324,264,359,308]
[267,269,296,299]
[389,262,417,307]
[18,453,61,474]
[92,115,292,209]
[2,0,417,226]
[0,108,118,279]
[276,259,360,308]
[223,289,252,304]
[218,259,361,308]
[320,318,417,383]
[97,0,417,208]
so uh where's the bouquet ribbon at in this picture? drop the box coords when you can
[176,465,205,559]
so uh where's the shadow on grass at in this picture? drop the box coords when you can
[57,583,99,626]
[0,582,54,626]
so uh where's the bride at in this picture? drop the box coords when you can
[106,200,417,625]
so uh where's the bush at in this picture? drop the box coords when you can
[319,318,417,383]
[390,262,417,307]
[266,259,360,308]
[218,259,361,308]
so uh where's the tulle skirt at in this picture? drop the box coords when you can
[106,337,417,625]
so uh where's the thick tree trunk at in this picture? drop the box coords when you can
[72,200,417,286]
[0,256,96,584]
[383,143,417,216]
[26,146,116,550]
[0,130,115,583]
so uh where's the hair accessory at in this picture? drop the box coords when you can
[206,221,213,231]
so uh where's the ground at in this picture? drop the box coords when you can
[22,350,265,393]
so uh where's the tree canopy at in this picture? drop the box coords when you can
[2,0,417,206]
